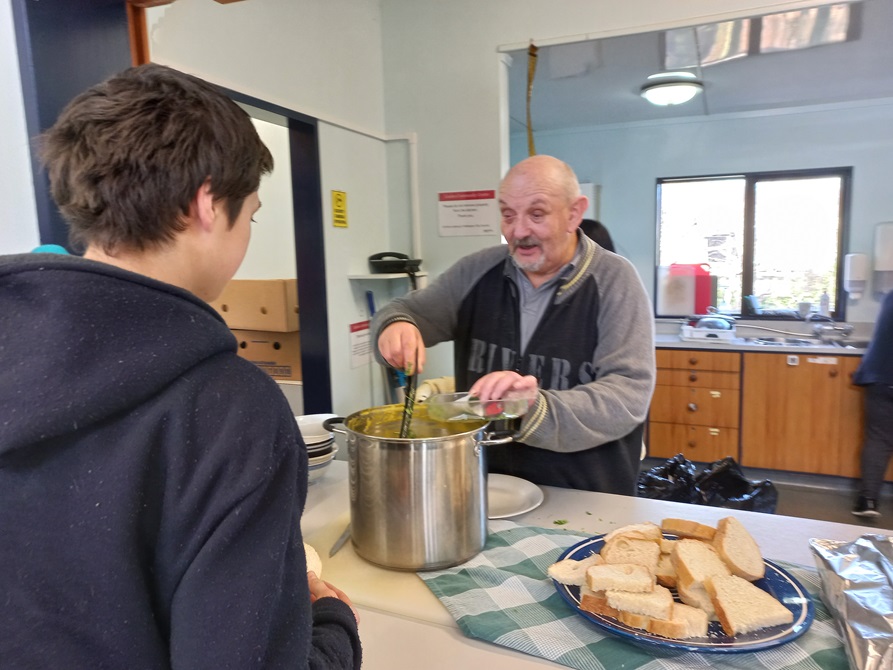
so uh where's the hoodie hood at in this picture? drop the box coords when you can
[0,253,235,457]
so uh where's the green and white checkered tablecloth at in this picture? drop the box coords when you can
[418,520,848,670]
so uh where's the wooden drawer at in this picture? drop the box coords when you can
[655,369,740,390]
[656,349,741,372]
[648,422,739,463]
[650,385,740,428]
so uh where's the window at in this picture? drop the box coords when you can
[663,2,856,69]
[656,168,850,319]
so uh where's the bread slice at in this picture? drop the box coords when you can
[579,585,619,618]
[661,518,716,542]
[548,552,604,586]
[673,539,730,589]
[713,516,765,581]
[655,553,677,588]
[603,521,663,544]
[705,574,794,636]
[660,538,676,555]
[606,585,674,620]
[618,609,651,631]
[648,603,709,639]
[586,563,655,593]
[677,579,717,620]
[601,537,660,572]
[304,543,322,577]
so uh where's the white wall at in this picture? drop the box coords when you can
[237,118,296,280]
[0,0,39,254]
[510,100,893,324]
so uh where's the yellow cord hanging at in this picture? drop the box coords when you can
[526,42,538,157]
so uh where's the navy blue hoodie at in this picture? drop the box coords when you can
[0,254,360,669]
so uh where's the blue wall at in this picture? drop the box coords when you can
[511,100,893,323]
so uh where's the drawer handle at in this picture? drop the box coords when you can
[689,373,698,382]
[708,428,720,436]
[688,357,698,365]
[687,402,698,412]
[710,390,722,399]
[687,440,696,448]
[829,369,839,378]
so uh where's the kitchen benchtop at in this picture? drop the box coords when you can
[302,461,889,669]
[655,332,866,354]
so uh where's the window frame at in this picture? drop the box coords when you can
[655,166,852,320]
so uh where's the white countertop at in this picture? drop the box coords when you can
[303,461,890,669]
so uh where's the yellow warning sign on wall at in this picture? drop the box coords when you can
[332,190,348,228]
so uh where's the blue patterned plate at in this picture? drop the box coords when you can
[553,533,814,653]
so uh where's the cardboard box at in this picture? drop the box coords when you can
[211,279,299,332]
[233,329,302,381]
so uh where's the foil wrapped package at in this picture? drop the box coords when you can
[810,535,893,670]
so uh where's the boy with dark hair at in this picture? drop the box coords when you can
[0,64,361,669]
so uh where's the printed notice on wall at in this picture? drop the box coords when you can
[350,320,371,368]
[438,190,497,237]
[332,190,348,228]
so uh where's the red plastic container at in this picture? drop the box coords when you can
[669,263,712,314]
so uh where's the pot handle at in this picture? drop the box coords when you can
[478,432,515,447]
[322,416,347,436]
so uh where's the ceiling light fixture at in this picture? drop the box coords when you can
[640,71,704,106]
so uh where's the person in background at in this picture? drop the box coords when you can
[579,218,616,253]
[0,64,361,668]
[371,155,655,493]
[852,289,893,518]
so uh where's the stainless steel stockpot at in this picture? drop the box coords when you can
[325,404,512,571]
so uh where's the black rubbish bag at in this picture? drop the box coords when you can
[636,453,700,504]
[637,454,778,514]
[694,457,778,514]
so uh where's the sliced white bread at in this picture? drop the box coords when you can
[606,585,674,621]
[648,603,709,640]
[586,563,655,593]
[705,574,794,636]
[677,579,717,620]
[661,518,716,542]
[304,543,322,577]
[579,585,619,618]
[548,552,605,586]
[601,537,660,572]
[660,538,676,555]
[603,521,663,544]
[713,516,765,581]
[655,553,677,588]
[617,609,651,631]
[673,539,731,589]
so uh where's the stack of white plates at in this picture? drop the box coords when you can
[296,413,336,455]
[308,446,338,483]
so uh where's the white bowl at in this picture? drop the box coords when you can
[296,413,338,443]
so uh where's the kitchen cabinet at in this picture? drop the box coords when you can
[648,350,741,463]
[740,352,893,480]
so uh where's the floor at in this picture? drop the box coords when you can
[639,458,893,531]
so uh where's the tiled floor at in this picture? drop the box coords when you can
[640,458,893,531]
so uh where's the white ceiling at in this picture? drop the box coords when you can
[508,0,893,133]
